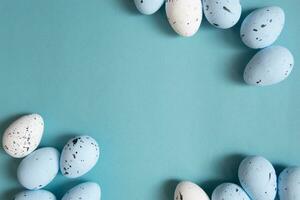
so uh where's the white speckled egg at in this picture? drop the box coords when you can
[244,46,294,86]
[60,135,100,178]
[278,167,300,200]
[240,6,285,49]
[166,0,202,37]
[17,147,60,190]
[2,114,44,158]
[174,181,209,200]
[238,156,277,200]
[203,0,241,29]
[134,0,164,15]
[212,183,250,200]
[62,182,101,200]
[14,190,56,200]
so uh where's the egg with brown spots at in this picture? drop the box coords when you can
[174,181,209,200]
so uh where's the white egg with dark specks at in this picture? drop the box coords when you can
[203,0,241,29]
[60,135,100,178]
[2,114,44,158]
[174,181,209,200]
[238,156,277,200]
[166,0,202,37]
[278,167,300,200]
[17,147,60,190]
[212,183,250,200]
[134,0,164,15]
[244,46,294,86]
[62,182,101,200]
[240,6,285,49]
[14,190,56,200]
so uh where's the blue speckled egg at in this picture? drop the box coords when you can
[62,182,101,200]
[17,147,60,190]
[14,190,56,200]
[203,0,241,29]
[212,183,250,200]
[134,0,164,15]
[60,135,100,178]
[240,6,285,49]
[243,46,294,86]
[238,156,277,200]
[278,167,300,200]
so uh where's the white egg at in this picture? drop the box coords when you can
[134,0,164,15]
[2,114,44,158]
[166,0,202,37]
[14,190,56,200]
[278,167,300,200]
[212,183,250,200]
[174,181,209,200]
[62,182,101,200]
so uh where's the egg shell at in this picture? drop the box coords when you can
[174,181,209,200]
[14,190,56,200]
[2,114,44,158]
[203,0,242,29]
[17,147,60,190]
[62,182,101,200]
[166,0,202,37]
[212,183,250,200]
[243,46,294,86]
[278,167,300,200]
[134,0,164,15]
[60,135,100,178]
[238,156,277,200]
[240,6,285,49]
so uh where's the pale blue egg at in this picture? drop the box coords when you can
[134,0,164,15]
[278,167,300,200]
[212,183,250,200]
[17,147,60,190]
[238,156,277,200]
[62,182,101,200]
[14,190,56,200]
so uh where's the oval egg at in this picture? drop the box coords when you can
[174,181,209,200]
[212,183,250,200]
[244,46,294,86]
[17,147,60,190]
[240,6,285,49]
[278,167,300,200]
[62,182,101,200]
[134,0,164,15]
[14,190,56,200]
[2,114,44,158]
[166,0,202,37]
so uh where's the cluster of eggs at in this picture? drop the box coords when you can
[2,114,101,200]
[134,0,294,86]
[173,156,300,200]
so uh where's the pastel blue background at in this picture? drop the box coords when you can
[0,0,299,199]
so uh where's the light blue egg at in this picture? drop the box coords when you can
[62,182,101,200]
[60,135,100,178]
[244,46,294,86]
[134,0,164,15]
[240,6,285,49]
[278,167,300,200]
[212,183,250,200]
[17,147,60,190]
[14,190,56,200]
[238,156,277,200]
[203,0,241,29]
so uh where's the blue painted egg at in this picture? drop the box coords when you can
[212,183,250,200]
[14,190,56,200]
[62,182,101,200]
[134,0,164,15]
[278,167,300,200]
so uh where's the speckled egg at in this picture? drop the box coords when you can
[203,0,242,29]
[60,135,100,178]
[62,182,101,200]
[14,190,56,200]
[212,183,250,200]
[2,114,44,158]
[243,46,294,86]
[238,156,277,200]
[166,0,202,37]
[174,181,209,200]
[240,6,285,49]
[134,0,164,15]
[278,167,300,200]
[17,147,60,190]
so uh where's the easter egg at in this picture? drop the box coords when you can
[62,182,101,200]
[17,147,60,190]
[60,135,100,178]
[203,0,242,29]
[240,6,285,49]
[174,181,209,200]
[2,114,44,158]
[212,183,250,200]
[243,46,294,86]
[278,167,300,200]
[134,0,164,15]
[166,0,202,37]
[238,156,277,200]
[14,190,56,200]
